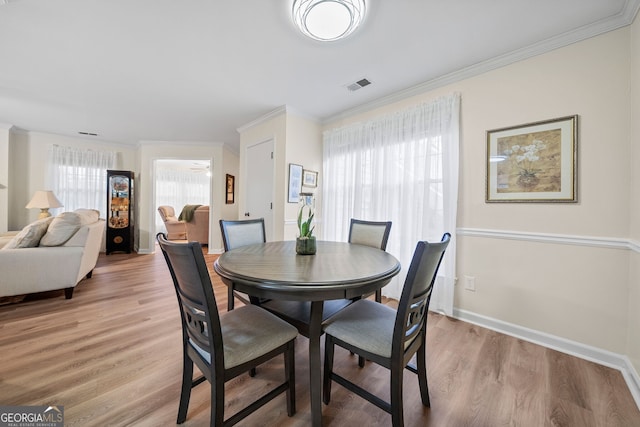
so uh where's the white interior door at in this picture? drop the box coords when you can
[245,139,274,241]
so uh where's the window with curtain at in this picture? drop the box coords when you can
[46,145,117,219]
[322,93,460,315]
[155,163,210,232]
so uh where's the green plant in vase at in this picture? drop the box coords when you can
[296,193,316,255]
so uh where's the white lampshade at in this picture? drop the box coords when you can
[26,190,63,218]
[292,0,366,42]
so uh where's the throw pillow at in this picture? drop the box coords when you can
[40,212,82,247]
[2,217,54,250]
[74,209,100,225]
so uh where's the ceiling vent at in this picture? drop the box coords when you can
[78,131,98,136]
[346,78,372,92]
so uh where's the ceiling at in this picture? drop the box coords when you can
[0,0,638,153]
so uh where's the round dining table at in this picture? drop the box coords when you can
[213,240,401,427]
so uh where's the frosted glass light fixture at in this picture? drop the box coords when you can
[292,0,366,42]
[26,190,63,219]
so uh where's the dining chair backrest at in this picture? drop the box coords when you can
[220,218,266,251]
[219,218,267,310]
[394,233,451,357]
[157,233,222,368]
[348,218,392,250]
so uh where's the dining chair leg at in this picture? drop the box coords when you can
[227,285,235,311]
[390,365,404,427]
[322,335,335,405]
[416,343,430,407]
[212,377,225,426]
[177,353,194,424]
[285,340,296,416]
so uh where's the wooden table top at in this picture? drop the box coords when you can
[214,240,401,301]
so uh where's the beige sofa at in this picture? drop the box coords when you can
[0,210,105,300]
[185,205,209,245]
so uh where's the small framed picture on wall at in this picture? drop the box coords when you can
[288,163,303,203]
[226,174,235,204]
[302,169,318,188]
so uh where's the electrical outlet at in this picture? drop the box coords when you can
[464,276,476,292]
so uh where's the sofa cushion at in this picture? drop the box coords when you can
[40,212,82,247]
[2,217,54,249]
[39,210,100,247]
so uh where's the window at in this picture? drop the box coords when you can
[47,145,117,218]
[322,93,459,313]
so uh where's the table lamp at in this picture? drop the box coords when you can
[25,190,63,219]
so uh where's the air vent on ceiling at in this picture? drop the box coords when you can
[346,78,372,92]
[78,131,98,136]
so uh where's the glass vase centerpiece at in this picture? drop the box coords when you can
[296,192,316,255]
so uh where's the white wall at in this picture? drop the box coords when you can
[285,112,322,240]
[239,110,287,240]
[6,131,136,229]
[238,107,322,241]
[2,132,238,255]
[629,15,640,375]
[0,124,10,233]
[324,28,633,356]
[219,148,240,225]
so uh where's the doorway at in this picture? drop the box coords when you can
[153,159,211,238]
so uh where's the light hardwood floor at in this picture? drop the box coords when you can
[1,249,639,427]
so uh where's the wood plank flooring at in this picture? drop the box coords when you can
[1,249,639,426]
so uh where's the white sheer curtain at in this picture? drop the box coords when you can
[155,165,210,232]
[47,145,117,219]
[322,93,460,315]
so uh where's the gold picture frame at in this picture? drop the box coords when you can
[486,115,578,203]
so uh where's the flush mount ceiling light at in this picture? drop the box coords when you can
[292,0,366,42]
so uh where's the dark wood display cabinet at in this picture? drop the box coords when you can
[106,170,134,254]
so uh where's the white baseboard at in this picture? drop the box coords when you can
[452,308,640,410]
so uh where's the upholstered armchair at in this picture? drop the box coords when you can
[157,206,187,240]
[185,205,209,245]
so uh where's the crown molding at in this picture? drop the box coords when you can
[323,1,640,125]
[138,139,224,148]
[236,106,288,134]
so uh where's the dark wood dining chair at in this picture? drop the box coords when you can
[322,233,451,427]
[156,233,297,426]
[348,218,392,303]
[219,218,266,311]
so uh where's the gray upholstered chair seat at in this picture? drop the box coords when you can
[191,304,298,369]
[323,299,396,358]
